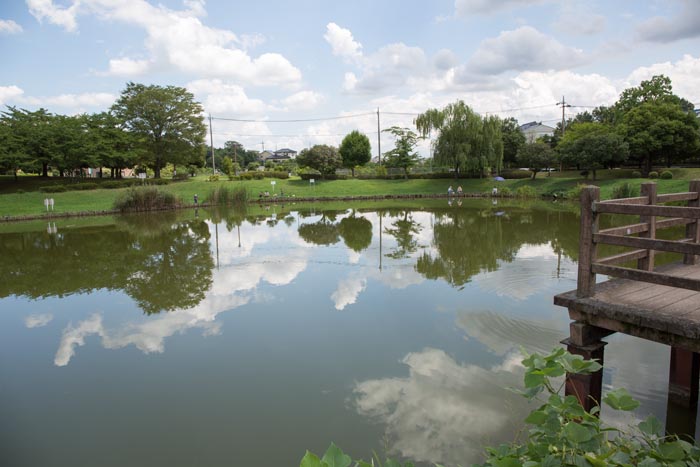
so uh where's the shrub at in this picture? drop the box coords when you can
[611,182,639,199]
[206,186,249,205]
[208,174,220,182]
[113,187,179,212]
[648,171,659,179]
[239,172,254,180]
[252,171,264,180]
[40,185,67,193]
[102,180,125,189]
[661,170,673,180]
[298,168,322,181]
[500,169,531,180]
[498,186,512,197]
[632,170,642,178]
[172,173,189,181]
[515,185,538,198]
[263,171,289,180]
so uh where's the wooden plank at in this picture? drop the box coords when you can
[598,218,692,236]
[594,234,700,256]
[658,218,695,230]
[599,196,648,205]
[597,249,647,265]
[591,263,700,291]
[577,187,600,298]
[657,192,699,203]
[638,183,657,271]
[684,180,700,265]
[594,203,700,219]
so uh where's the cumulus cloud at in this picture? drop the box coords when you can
[27,0,80,31]
[25,313,53,328]
[468,26,587,75]
[636,0,700,43]
[55,313,105,366]
[553,3,606,36]
[21,92,117,112]
[0,85,24,105]
[0,19,23,34]
[29,0,301,86]
[624,54,700,103]
[433,49,458,70]
[324,22,363,63]
[281,90,324,111]
[187,79,271,116]
[331,275,367,310]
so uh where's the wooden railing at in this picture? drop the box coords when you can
[577,180,700,298]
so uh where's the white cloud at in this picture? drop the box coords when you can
[637,0,700,43]
[22,92,117,111]
[30,0,302,86]
[104,57,150,76]
[553,3,606,36]
[25,313,53,328]
[624,54,700,103]
[187,79,271,115]
[324,22,363,63]
[469,26,587,75]
[281,90,324,111]
[0,19,23,34]
[0,85,24,105]
[27,0,80,32]
[454,0,549,16]
[55,313,105,366]
[433,49,458,70]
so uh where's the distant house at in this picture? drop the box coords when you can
[519,121,555,143]
[258,148,297,163]
[258,150,275,162]
[274,148,297,158]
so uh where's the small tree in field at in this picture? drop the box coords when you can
[516,142,555,179]
[383,126,420,179]
[339,130,371,177]
[221,156,234,178]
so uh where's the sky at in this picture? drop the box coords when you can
[1,0,699,156]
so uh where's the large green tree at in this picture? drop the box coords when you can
[339,130,371,177]
[296,144,342,176]
[501,117,525,168]
[415,100,503,178]
[558,123,629,180]
[111,82,207,178]
[1,107,55,177]
[382,126,420,179]
[85,112,139,178]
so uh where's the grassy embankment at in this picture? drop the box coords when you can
[1,168,700,219]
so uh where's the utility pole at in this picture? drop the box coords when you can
[377,108,381,165]
[209,114,215,174]
[556,96,571,172]
[556,96,571,136]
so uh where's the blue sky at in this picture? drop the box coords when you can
[1,0,699,154]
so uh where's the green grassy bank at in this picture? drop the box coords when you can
[1,169,699,220]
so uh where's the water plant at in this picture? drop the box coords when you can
[611,182,639,199]
[113,187,179,212]
[206,185,249,205]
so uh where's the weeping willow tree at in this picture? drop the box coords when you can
[415,101,503,178]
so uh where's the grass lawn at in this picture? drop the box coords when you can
[1,169,699,219]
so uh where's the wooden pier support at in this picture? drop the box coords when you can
[666,347,699,439]
[562,322,612,412]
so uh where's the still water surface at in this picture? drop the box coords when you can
[0,199,688,466]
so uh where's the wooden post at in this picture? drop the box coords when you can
[666,347,699,440]
[684,180,700,265]
[638,183,657,271]
[577,187,600,298]
[562,321,608,413]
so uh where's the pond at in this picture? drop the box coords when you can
[0,199,694,466]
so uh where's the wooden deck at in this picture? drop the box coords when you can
[555,262,700,352]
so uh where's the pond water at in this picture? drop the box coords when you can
[0,199,694,466]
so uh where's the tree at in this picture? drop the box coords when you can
[339,130,371,177]
[111,82,207,178]
[296,144,342,177]
[616,75,694,115]
[621,102,699,174]
[338,213,372,252]
[1,107,55,177]
[415,100,503,178]
[382,126,420,179]
[516,142,555,179]
[501,117,525,168]
[221,156,234,177]
[558,123,629,180]
[0,114,32,180]
[85,112,139,178]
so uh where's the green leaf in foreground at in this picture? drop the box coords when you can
[321,443,351,467]
[603,388,640,411]
[300,451,326,467]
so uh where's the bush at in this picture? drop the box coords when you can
[661,170,673,180]
[102,180,125,189]
[208,174,220,182]
[252,171,264,180]
[113,187,179,212]
[298,168,322,181]
[172,173,189,181]
[515,185,538,198]
[632,170,642,178]
[263,171,289,180]
[566,184,587,200]
[206,186,249,205]
[40,185,67,193]
[73,183,99,191]
[648,171,659,179]
[239,172,254,180]
[611,182,639,199]
[500,170,532,180]
[498,187,512,197]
